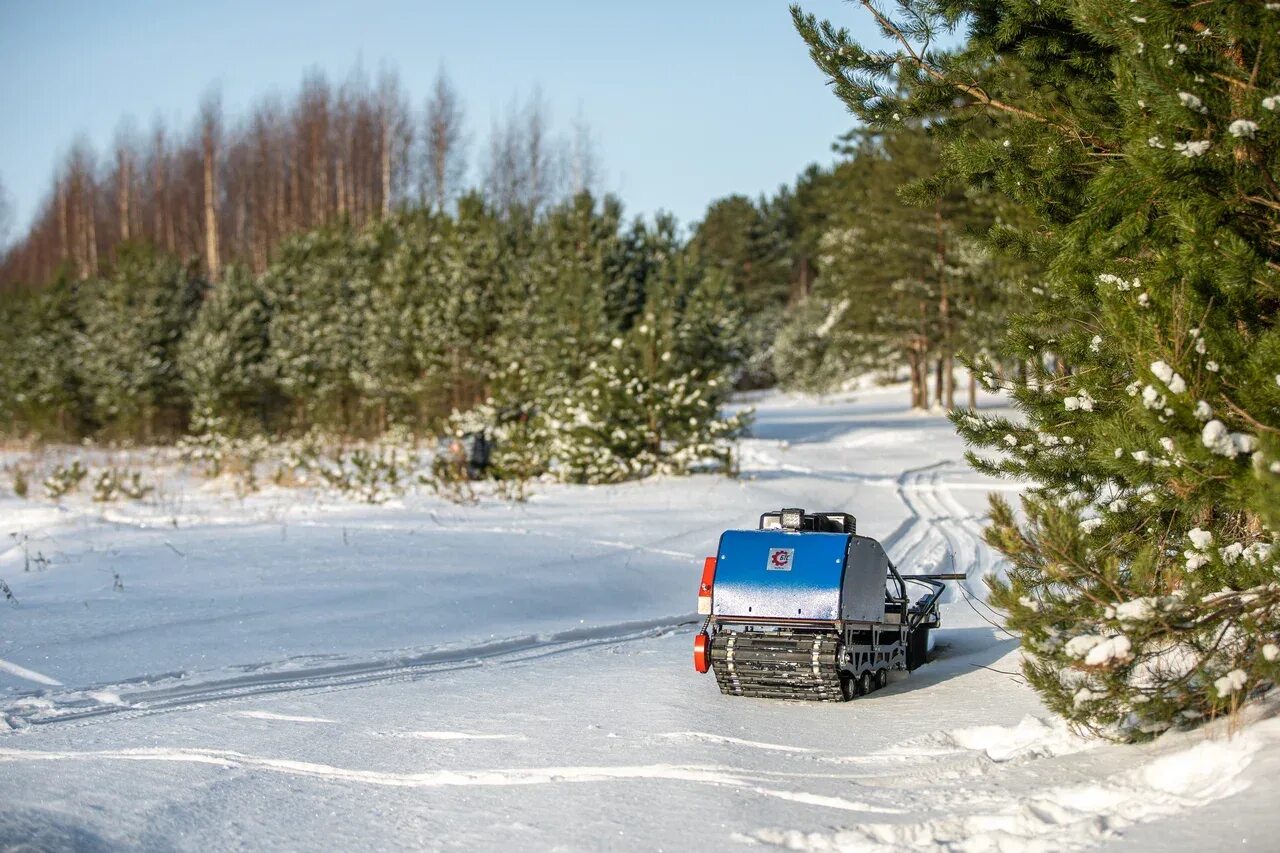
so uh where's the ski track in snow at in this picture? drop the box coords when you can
[370,730,521,741]
[0,746,901,814]
[5,614,697,730]
[226,711,336,724]
[655,732,817,753]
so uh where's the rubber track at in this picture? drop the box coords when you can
[710,630,846,701]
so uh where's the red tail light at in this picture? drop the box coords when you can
[693,632,710,673]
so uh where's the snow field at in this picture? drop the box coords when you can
[1,385,1277,850]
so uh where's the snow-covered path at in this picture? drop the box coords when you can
[2,387,1278,851]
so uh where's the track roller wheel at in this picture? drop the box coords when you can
[858,671,873,695]
[875,668,888,690]
[840,673,857,701]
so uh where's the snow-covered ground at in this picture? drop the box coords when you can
[1,386,1278,851]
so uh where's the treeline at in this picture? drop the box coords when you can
[0,56,1023,418]
[0,191,735,439]
[0,56,1031,484]
[693,128,1024,409]
[0,65,598,292]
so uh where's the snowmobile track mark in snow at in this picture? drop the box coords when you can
[7,616,698,731]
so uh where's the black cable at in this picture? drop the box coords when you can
[954,581,1019,640]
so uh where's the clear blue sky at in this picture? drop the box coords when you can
[0,1,883,238]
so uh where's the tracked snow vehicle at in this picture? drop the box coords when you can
[693,507,962,701]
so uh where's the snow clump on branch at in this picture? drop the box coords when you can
[1201,420,1256,456]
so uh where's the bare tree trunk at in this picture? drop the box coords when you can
[935,200,954,410]
[934,357,943,408]
[152,128,171,252]
[57,180,69,270]
[943,352,955,410]
[377,70,405,218]
[907,350,920,410]
[289,157,301,231]
[968,372,977,410]
[380,128,391,217]
[423,67,465,212]
[792,257,812,304]
[336,158,347,217]
[907,347,930,410]
[117,148,132,242]
[83,185,97,276]
[201,96,221,282]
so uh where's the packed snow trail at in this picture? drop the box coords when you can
[2,385,1278,851]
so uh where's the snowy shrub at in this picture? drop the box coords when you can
[42,460,87,499]
[91,469,154,502]
[177,429,271,486]
[10,467,29,499]
[313,446,414,504]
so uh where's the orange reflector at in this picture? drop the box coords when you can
[699,556,717,592]
[693,632,710,673]
[697,556,717,614]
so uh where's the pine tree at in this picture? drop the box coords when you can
[794,1,1280,733]
[0,283,88,438]
[76,247,203,439]
[772,125,1005,405]
[179,265,275,435]
[264,225,377,434]
[444,201,748,485]
[692,194,795,387]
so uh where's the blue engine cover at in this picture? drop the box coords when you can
[712,529,850,621]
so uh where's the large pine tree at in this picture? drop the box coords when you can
[794,1,1279,733]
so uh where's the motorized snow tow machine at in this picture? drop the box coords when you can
[692,507,964,701]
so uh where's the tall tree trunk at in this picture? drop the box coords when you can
[57,181,69,270]
[153,142,172,252]
[934,357,943,408]
[908,347,929,410]
[117,150,132,242]
[203,128,220,281]
[83,186,97,276]
[380,129,392,218]
[289,158,301,232]
[792,256,813,304]
[935,199,953,410]
[943,352,955,410]
[968,372,977,410]
[336,158,347,217]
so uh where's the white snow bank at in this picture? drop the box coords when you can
[947,715,1093,763]
[751,715,1280,852]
